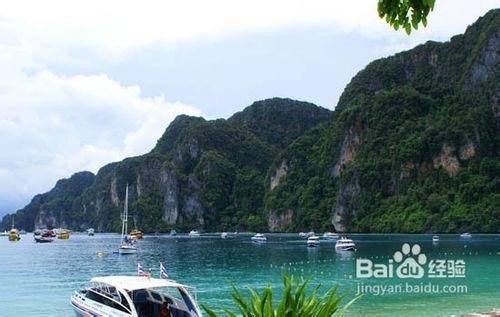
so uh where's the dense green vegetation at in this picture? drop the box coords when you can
[265,9,499,233]
[202,274,359,317]
[1,10,498,233]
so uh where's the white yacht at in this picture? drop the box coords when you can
[460,233,472,239]
[188,230,200,238]
[221,232,228,239]
[87,228,95,236]
[335,237,356,252]
[119,185,137,255]
[71,276,202,317]
[432,235,440,243]
[0,230,8,236]
[322,232,339,240]
[251,233,267,243]
[306,231,315,237]
[307,235,320,247]
[298,232,307,238]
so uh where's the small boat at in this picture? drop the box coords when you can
[34,235,53,243]
[323,232,339,240]
[0,230,8,236]
[57,229,70,239]
[189,230,200,238]
[118,185,137,254]
[251,233,267,243]
[87,228,95,236]
[71,275,202,317]
[335,237,356,252]
[307,231,315,237]
[432,235,440,243]
[130,229,143,240]
[8,216,20,241]
[307,235,320,247]
[8,228,20,241]
[299,232,307,238]
[221,232,228,239]
[170,229,177,236]
[460,233,472,239]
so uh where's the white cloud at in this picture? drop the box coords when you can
[0,70,202,209]
[1,0,497,63]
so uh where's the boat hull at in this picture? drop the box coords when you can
[71,293,132,317]
[119,247,137,254]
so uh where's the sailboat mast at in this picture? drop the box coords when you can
[124,184,129,234]
[120,184,129,241]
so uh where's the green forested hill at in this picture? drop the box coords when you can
[265,9,499,233]
[2,10,498,233]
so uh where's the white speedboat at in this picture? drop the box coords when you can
[460,233,472,239]
[335,237,356,252]
[307,235,320,247]
[307,231,315,237]
[298,232,307,238]
[221,232,228,239]
[0,230,8,236]
[251,233,267,243]
[432,235,440,243]
[87,228,95,236]
[71,275,202,317]
[118,185,137,254]
[322,232,339,240]
[170,229,177,236]
[189,230,200,238]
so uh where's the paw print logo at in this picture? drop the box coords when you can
[393,243,427,279]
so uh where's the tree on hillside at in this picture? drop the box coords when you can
[378,0,436,34]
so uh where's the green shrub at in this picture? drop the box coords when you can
[202,274,359,317]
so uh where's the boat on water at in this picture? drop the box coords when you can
[169,229,177,236]
[188,230,200,238]
[335,237,356,252]
[307,231,315,237]
[130,229,143,240]
[71,275,202,317]
[251,233,267,243]
[118,185,137,255]
[298,232,307,238]
[0,230,8,236]
[460,232,472,239]
[34,233,53,243]
[8,216,20,241]
[57,229,70,239]
[307,235,320,247]
[87,228,95,236]
[221,232,228,239]
[322,232,339,240]
[432,235,440,243]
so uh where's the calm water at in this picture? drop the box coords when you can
[0,233,499,316]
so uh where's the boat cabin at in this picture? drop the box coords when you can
[72,276,201,317]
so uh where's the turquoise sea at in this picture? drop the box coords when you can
[0,233,498,316]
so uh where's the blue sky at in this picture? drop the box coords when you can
[0,0,498,216]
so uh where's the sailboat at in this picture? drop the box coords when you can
[8,215,20,241]
[118,184,137,254]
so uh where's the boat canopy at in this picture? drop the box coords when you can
[90,276,195,291]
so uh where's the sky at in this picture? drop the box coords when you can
[0,0,498,216]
